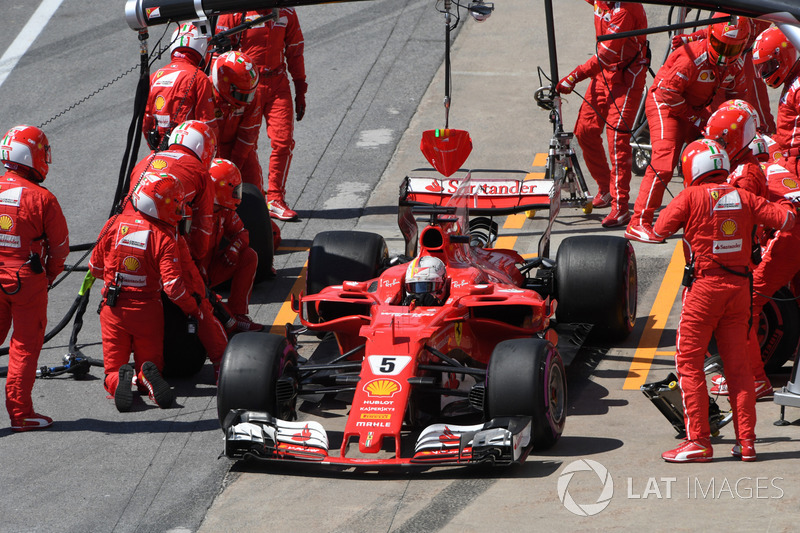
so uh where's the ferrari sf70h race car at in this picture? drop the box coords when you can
[216,170,637,469]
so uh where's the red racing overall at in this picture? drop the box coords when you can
[569,1,648,218]
[214,90,264,190]
[632,41,747,228]
[654,183,795,444]
[0,170,69,421]
[89,213,199,396]
[216,9,305,205]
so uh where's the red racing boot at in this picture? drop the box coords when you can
[731,439,756,462]
[662,438,713,463]
[11,413,53,432]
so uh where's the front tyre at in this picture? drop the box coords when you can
[216,332,298,426]
[486,338,567,451]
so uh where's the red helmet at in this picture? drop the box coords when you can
[212,51,259,107]
[0,125,51,181]
[131,172,185,225]
[168,120,217,167]
[752,26,799,88]
[704,104,757,160]
[681,139,730,187]
[170,22,211,66]
[718,98,760,130]
[707,14,751,67]
[209,158,243,210]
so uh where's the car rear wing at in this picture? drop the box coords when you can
[398,170,554,258]
[399,170,552,216]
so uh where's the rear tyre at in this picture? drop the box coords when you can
[216,332,298,426]
[556,235,637,341]
[162,294,206,378]
[758,288,800,373]
[236,183,274,284]
[486,338,566,451]
[305,231,387,323]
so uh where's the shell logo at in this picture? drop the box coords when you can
[155,95,166,111]
[151,159,168,170]
[700,72,708,81]
[783,177,798,189]
[721,219,737,236]
[363,378,401,398]
[123,256,141,272]
[0,214,13,230]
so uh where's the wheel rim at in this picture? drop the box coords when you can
[634,149,650,171]
[623,244,638,330]
[548,361,566,427]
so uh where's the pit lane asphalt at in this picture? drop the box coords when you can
[1,1,799,532]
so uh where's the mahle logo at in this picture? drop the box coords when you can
[557,459,614,516]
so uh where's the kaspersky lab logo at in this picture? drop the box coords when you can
[557,459,614,516]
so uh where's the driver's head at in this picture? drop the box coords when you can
[405,256,447,305]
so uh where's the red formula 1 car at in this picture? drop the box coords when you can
[216,173,637,468]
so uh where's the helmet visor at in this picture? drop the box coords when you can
[406,280,444,295]
[230,85,255,105]
[756,58,780,80]
[709,34,744,60]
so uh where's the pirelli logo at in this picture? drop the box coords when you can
[360,413,391,420]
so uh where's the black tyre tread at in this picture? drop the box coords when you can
[216,332,288,425]
[760,287,800,372]
[486,338,567,451]
[556,235,637,341]
[236,183,274,284]
[162,294,206,378]
[305,231,387,323]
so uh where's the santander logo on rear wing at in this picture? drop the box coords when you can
[400,174,553,215]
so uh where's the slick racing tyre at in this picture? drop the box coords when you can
[216,332,298,426]
[162,293,206,378]
[486,338,566,451]
[555,235,637,341]
[758,287,800,373]
[305,230,388,323]
[236,183,275,284]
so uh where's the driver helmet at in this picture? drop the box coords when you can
[752,26,799,88]
[707,13,751,68]
[405,256,447,304]
[681,139,730,188]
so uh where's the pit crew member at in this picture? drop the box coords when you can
[129,120,216,264]
[653,139,795,463]
[90,173,200,412]
[0,125,69,432]
[752,26,800,175]
[556,1,648,228]
[143,22,218,150]
[626,14,750,243]
[202,159,264,333]
[215,8,306,221]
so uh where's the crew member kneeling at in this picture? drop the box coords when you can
[90,173,200,412]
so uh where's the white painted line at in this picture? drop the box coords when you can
[0,0,65,90]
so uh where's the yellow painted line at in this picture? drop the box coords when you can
[494,235,517,249]
[655,351,676,356]
[623,242,685,390]
[532,153,548,167]
[279,246,310,252]
[503,213,527,229]
[269,261,308,335]
[525,172,546,180]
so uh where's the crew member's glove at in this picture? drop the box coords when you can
[223,242,241,267]
[294,79,307,121]
[555,67,585,95]
[670,30,704,51]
